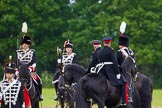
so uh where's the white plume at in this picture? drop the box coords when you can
[120,21,126,33]
[22,22,28,33]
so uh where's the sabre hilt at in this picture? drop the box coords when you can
[56,47,63,68]
[57,47,62,56]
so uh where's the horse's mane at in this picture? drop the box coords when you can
[19,63,30,78]
[64,63,86,74]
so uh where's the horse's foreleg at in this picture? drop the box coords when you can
[98,103,105,108]
[67,99,74,108]
[97,100,105,108]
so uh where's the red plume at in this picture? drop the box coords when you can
[64,41,67,48]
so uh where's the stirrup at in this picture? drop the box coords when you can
[120,103,127,106]
[39,95,43,101]
[128,97,133,103]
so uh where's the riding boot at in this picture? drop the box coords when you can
[54,82,58,101]
[38,83,43,101]
[121,83,128,106]
[37,76,43,101]
[53,71,60,101]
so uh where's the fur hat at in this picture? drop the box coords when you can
[5,63,16,73]
[65,40,73,48]
[20,36,31,45]
[118,36,129,47]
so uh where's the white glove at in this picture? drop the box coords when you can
[116,74,121,79]
[15,69,19,76]
[90,67,96,73]
[29,66,35,72]
[0,92,2,100]
[57,59,61,64]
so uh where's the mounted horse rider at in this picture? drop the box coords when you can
[53,40,77,100]
[117,21,136,80]
[15,22,43,103]
[116,21,136,106]
[95,37,128,106]
[0,57,24,108]
[87,40,102,74]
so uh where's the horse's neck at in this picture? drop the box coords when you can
[58,75,65,86]
[98,72,107,79]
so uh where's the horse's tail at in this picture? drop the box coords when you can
[75,77,90,108]
[141,76,153,108]
[132,86,141,108]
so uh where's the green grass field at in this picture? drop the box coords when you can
[41,88,162,107]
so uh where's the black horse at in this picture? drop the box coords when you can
[75,56,140,108]
[135,72,153,108]
[54,63,86,108]
[123,58,153,108]
[18,63,40,108]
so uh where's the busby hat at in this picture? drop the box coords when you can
[102,37,112,43]
[92,40,101,45]
[65,40,73,48]
[5,63,16,73]
[20,36,31,45]
[118,36,129,47]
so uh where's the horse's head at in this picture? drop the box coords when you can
[64,64,86,85]
[18,63,30,87]
[122,56,136,79]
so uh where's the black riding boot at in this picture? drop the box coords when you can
[37,77,43,101]
[121,83,128,106]
[38,83,43,101]
[54,82,58,101]
[53,70,60,101]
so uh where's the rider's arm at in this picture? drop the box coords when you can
[111,51,120,75]
[72,53,77,63]
[28,49,37,72]
[30,49,37,65]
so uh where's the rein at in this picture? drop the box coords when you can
[27,77,33,91]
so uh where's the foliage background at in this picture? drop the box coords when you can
[0,0,162,88]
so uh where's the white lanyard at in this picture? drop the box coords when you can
[2,78,18,95]
[19,50,32,61]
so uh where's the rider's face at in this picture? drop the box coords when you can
[22,43,30,50]
[119,45,124,49]
[5,73,14,81]
[66,47,72,54]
